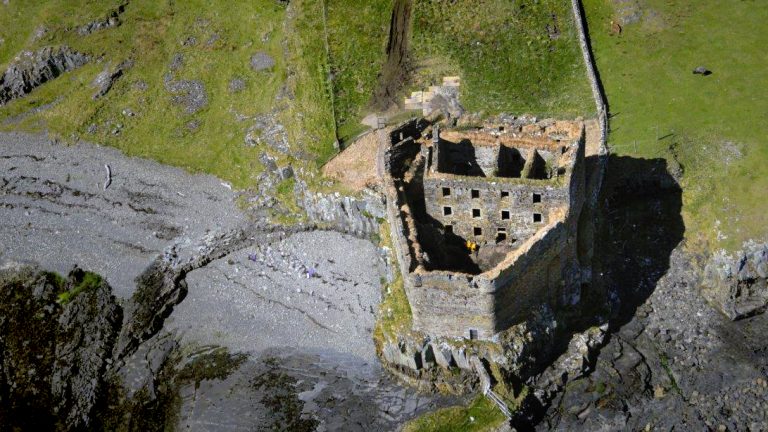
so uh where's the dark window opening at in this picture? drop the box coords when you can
[473,227,482,236]
[533,213,542,223]
[533,193,542,203]
[581,282,590,293]
[442,187,451,197]
[445,224,453,234]
[501,190,509,198]
[471,189,480,199]
[469,329,478,340]
[472,208,481,218]
[501,210,510,220]
[496,228,507,243]
[443,206,452,216]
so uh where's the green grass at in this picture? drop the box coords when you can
[0,0,298,189]
[583,0,768,250]
[0,0,333,188]
[57,272,102,305]
[402,395,508,432]
[410,0,593,117]
[373,221,413,346]
[1,1,598,200]
[270,177,306,225]
[325,0,393,143]
[282,0,338,165]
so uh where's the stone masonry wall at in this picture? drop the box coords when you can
[406,219,572,339]
[382,119,587,340]
[423,176,568,246]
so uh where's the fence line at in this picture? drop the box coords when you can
[471,356,513,419]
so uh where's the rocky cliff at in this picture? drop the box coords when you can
[0,262,121,431]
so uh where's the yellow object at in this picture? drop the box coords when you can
[466,240,477,252]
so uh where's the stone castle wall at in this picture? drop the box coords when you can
[382,119,586,340]
[423,175,569,246]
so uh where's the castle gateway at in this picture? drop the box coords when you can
[383,118,586,339]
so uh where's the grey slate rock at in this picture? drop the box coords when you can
[693,66,712,75]
[250,52,275,71]
[91,60,131,100]
[165,78,208,114]
[0,46,89,106]
[228,77,246,93]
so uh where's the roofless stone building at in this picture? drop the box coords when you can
[382,117,586,340]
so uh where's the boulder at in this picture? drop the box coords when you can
[431,342,453,368]
[693,66,712,76]
[703,241,768,320]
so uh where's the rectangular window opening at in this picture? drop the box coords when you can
[533,193,542,203]
[472,208,481,218]
[471,189,480,199]
[473,227,482,236]
[443,206,452,216]
[501,210,510,220]
[496,228,507,243]
[442,187,451,197]
[533,213,542,223]
[501,190,509,198]
[469,329,479,340]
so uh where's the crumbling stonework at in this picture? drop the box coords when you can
[382,117,586,339]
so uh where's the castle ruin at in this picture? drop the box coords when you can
[383,117,586,340]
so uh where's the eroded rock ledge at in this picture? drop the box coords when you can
[703,240,768,320]
[0,46,89,106]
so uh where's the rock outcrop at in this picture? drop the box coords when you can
[300,185,386,237]
[77,3,126,36]
[0,262,121,431]
[703,240,768,320]
[0,46,89,106]
[91,60,131,100]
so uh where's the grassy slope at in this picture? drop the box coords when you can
[583,0,768,250]
[372,221,413,349]
[281,0,337,165]
[1,1,596,189]
[402,395,507,432]
[0,0,291,189]
[410,0,594,117]
[325,0,393,142]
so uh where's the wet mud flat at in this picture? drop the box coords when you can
[171,348,462,431]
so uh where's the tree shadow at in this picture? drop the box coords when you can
[510,154,684,430]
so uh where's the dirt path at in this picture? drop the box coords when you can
[322,130,380,191]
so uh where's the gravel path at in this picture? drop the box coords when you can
[0,132,245,298]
